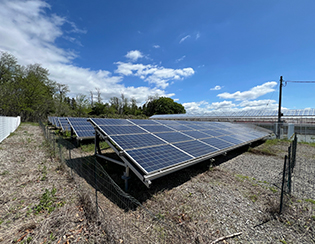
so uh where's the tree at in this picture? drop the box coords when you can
[75,94,90,117]
[143,97,186,116]
[0,52,58,120]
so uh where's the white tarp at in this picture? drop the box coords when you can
[0,116,21,143]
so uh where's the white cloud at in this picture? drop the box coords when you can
[183,99,278,115]
[175,55,186,63]
[208,101,236,110]
[153,45,160,49]
[196,32,200,40]
[210,85,223,91]
[179,35,191,44]
[115,62,194,89]
[239,99,278,110]
[0,0,177,103]
[183,101,210,114]
[125,50,144,62]
[217,81,277,101]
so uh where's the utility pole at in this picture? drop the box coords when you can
[277,76,283,139]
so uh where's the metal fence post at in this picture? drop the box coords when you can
[280,155,287,214]
[288,145,292,194]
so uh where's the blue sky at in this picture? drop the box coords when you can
[0,0,314,114]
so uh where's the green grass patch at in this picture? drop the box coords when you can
[80,141,110,153]
[34,187,59,214]
[269,186,278,193]
[249,194,258,202]
[0,170,9,176]
[304,199,315,205]
[21,122,39,126]
[235,174,251,181]
[300,141,315,147]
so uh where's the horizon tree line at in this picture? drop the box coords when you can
[0,52,185,121]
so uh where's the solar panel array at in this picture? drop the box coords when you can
[90,118,270,176]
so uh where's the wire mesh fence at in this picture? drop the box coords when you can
[279,135,297,213]
[39,121,207,243]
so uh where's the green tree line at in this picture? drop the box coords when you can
[0,52,185,121]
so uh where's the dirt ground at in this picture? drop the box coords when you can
[0,123,314,243]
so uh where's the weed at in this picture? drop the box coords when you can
[34,187,57,214]
[40,165,47,181]
[49,232,56,241]
[249,195,258,202]
[26,237,32,243]
[304,199,315,205]
[0,170,9,176]
[280,239,287,244]
[235,174,250,181]
[26,207,32,217]
[155,212,165,220]
[0,219,3,225]
[80,141,109,153]
[311,215,315,221]
[269,187,278,193]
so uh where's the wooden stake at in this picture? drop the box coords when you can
[210,232,242,244]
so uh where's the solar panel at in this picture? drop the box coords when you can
[141,125,174,133]
[219,135,245,145]
[201,137,235,150]
[182,130,212,139]
[111,134,166,150]
[129,119,158,125]
[126,144,193,173]
[92,118,132,126]
[99,125,146,135]
[173,140,218,158]
[153,131,193,143]
[89,118,272,187]
[67,117,95,139]
[202,129,225,137]
[58,117,70,131]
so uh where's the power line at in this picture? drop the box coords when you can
[285,80,315,83]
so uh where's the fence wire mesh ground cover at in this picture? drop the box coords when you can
[35,120,315,243]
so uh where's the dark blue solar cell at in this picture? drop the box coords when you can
[59,118,70,131]
[184,124,207,130]
[99,125,146,135]
[165,124,192,131]
[182,130,212,139]
[141,125,174,133]
[129,119,158,125]
[174,140,218,158]
[91,118,132,126]
[201,137,234,150]
[199,124,219,130]
[126,144,193,173]
[110,134,166,150]
[155,120,180,125]
[212,122,232,129]
[229,133,257,142]
[202,129,225,137]
[76,130,95,138]
[154,132,193,143]
[219,135,245,145]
